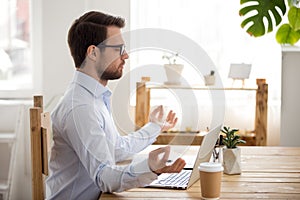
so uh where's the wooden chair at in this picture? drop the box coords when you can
[30,96,50,200]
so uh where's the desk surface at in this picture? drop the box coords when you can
[100,146,300,199]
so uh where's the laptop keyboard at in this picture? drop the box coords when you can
[158,170,192,186]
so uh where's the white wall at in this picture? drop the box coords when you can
[41,0,85,107]
[281,47,300,147]
[40,0,131,107]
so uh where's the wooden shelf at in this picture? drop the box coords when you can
[135,78,268,146]
[146,83,258,91]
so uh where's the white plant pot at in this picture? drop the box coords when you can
[222,147,241,175]
[164,64,184,85]
[204,75,215,86]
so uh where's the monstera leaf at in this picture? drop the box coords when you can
[240,0,287,37]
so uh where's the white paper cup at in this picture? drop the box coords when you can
[198,162,224,199]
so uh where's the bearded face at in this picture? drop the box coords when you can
[95,27,128,81]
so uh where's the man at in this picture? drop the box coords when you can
[46,11,185,199]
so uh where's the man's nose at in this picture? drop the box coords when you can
[121,50,129,59]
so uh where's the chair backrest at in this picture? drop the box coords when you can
[30,95,50,200]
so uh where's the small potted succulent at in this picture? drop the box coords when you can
[162,52,184,85]
[221,126,246,175]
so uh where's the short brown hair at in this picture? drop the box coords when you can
[67,11,125,68]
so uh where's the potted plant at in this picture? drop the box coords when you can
[221,126,246,175]
[162,52,184,85]
[239,1,300,144]
[204,70,215,86]
[239,0,300,45]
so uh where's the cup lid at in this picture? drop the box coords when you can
[198,162,224,172]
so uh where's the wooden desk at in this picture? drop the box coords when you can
[100,146,300,199]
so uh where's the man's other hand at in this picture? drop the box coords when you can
[148,146,186,174]
[149,105,178,132]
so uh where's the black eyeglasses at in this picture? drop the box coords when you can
[97,44,126,56]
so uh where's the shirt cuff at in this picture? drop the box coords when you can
[141,122,161,137]
[131,158,156,176]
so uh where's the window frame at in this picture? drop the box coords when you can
[0,0,42,99]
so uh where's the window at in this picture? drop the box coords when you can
[0,0,32,91]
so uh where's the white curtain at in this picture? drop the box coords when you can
[129,0,281,145]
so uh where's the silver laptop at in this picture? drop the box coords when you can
[147,124,222,189]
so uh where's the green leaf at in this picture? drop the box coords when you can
[223,140,229,148]
[288,6,300,31]
[232,140,246,148]
[240,139,246,144]
[224,126,229,132]
[233,135,241,141]
[276,23,300,44]
[240,0,286,37]
[231,129,239,133]
[221,126,245,148]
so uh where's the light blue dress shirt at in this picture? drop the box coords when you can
[46,71,160,200]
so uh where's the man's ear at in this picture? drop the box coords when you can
[87,45,97,61]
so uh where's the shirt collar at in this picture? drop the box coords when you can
[73,71,111,98]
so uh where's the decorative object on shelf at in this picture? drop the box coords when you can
[162,52,184,85]
[228,63,251,87]
[240,0,300,45]
[221,126,246,175]
[204,70,215,86]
